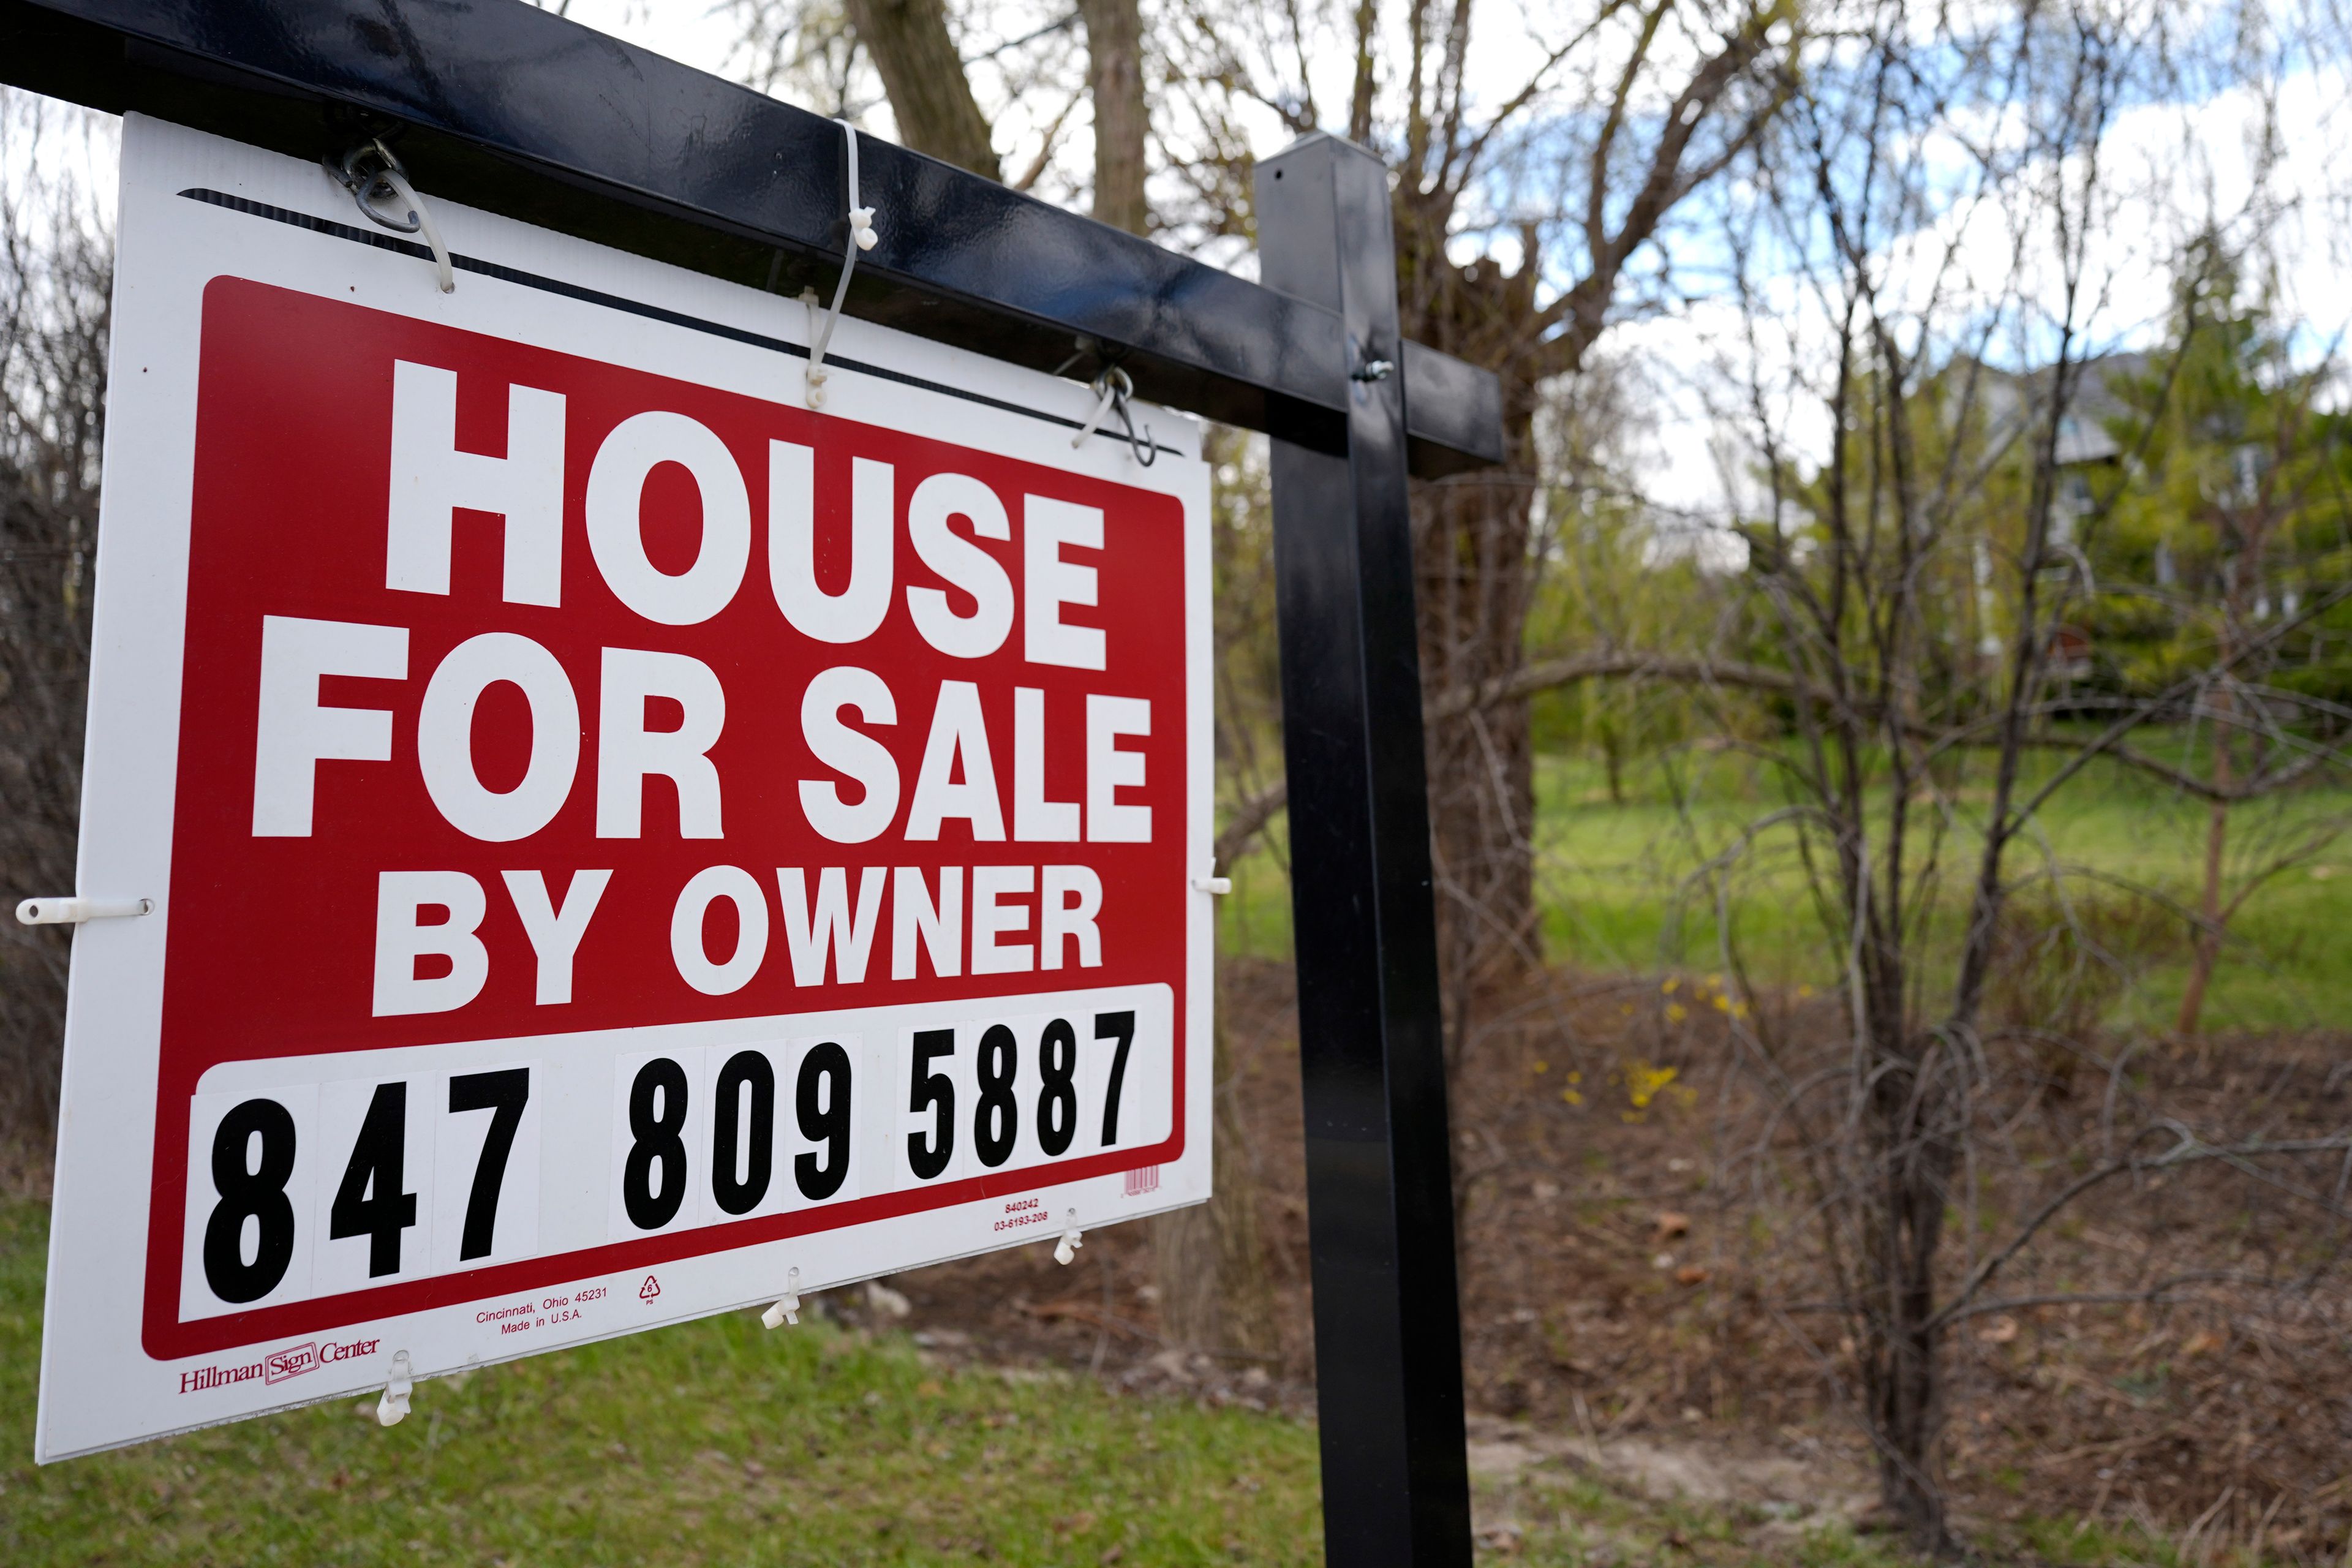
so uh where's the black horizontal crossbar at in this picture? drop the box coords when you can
[0,0,1504,477]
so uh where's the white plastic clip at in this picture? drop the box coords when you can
[1054,1213,1085,1266]
[761,1267,803,1329]
[1191,871,1233,895]
[16,897,150,926]
[375,1349,414,1427]
[804,119,878,409]
[1072,370,1124,448]
[325,140,454,294]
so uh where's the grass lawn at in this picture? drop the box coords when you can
[1,1199,1940,1567]
[0,1205,1322,1567]
[1,1197,1958,1567]
[1531,743,2352,1031]
[1221,735,2352,1034]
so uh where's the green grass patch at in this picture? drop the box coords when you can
[0,1204,1322,1566]
[1215,807,1295,963]
[1531,739,2352,1030]
[2015,1512,2191,1566]
[1222,733,2352,1031]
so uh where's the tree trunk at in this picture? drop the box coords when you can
[1410,402,1544,989]
[2177,688,2234,1038]
[1392,208,1553,991]
[842,0,1000,179]
[1865,1251,1953,1549]
[1858,1029,1961,1555]
[1152,973,1280,1361]
[1076,0,1148,235]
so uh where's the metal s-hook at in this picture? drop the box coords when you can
[1069,365,1157,467]
[1112,391,1158,469]
[331,142,420,235]
[323,138,454,293]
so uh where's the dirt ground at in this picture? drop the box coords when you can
[886,958,2352,1562]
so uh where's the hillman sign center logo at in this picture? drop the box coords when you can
[179,1336,385,1395]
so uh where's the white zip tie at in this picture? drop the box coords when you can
[1054,1213,1085,1266]
[16,896,150,925]
[375,165,455,295]
[1072,374,1123,448]
[761,1267,803,1329]
[375,1349,414,1427]
[804,119,878,409]
[1191,859,1233,895]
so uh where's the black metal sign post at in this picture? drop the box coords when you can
[1257,137,1474,1567]
[1,4,1494,1560]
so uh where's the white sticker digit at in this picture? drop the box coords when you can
[433,1063,541,1271]
[608,1049,710,1240]
[312,1075,435,1296]
[786,1036,861,1207]
[705,1044,782,1220]
[180,1085,319,1319]
[897,1026,965,1188]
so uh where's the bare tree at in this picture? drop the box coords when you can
[0,92,113,1157]
[1169,0,1798,997]
[1506,2,2352,1547]
[729,0,1146,227]
[841,0,1003,176]
[1075,0,1147,233]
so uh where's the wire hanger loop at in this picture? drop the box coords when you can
[1069,364,1157,467]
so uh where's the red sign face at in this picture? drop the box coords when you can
[141,277,1193,1355]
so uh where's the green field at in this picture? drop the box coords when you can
[0,1205,1325,1567]
[1220,737,2352,1033]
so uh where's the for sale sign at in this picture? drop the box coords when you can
[37,118,1211,1460]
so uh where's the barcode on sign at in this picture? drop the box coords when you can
[1124,1164,1161,1197]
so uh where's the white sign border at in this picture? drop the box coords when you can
[37,115,1213,1462]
